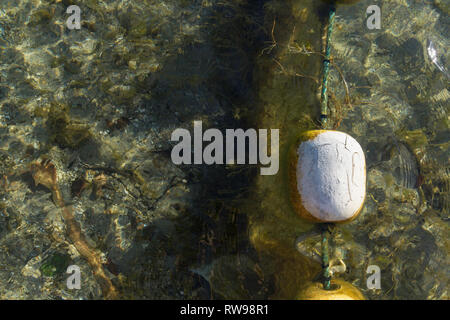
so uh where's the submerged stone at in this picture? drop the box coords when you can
[46,103,91,149]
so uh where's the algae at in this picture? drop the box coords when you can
[40,253,71,277]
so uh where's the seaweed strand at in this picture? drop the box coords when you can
[31,158,118,299]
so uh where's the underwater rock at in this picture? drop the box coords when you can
[46,103,91,149]
[394,38,424,74]
[28,8,53,26]
[208,255,272,299]
[434,0,450,15]
[386,141,419,189]
[289,130,366,223]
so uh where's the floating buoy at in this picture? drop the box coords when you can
[289,130,366,223]
[296,279,365,300]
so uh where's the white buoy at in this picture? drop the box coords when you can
[289,130,366,223]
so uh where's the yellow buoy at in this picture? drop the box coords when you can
[289,130,366,223]
[296,279,365,300]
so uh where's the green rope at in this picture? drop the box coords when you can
[321,225,332,290]
[320,5,336,129]
[297,3,339,291]
[319,4,339,290]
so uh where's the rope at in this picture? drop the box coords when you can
[320,4,336,129]
[319,4,337,290]
[296,3,339,292]
[321,224,332,290]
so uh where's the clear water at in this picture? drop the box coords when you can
[0,0,447,299]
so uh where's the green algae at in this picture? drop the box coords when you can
[39,253,71,277]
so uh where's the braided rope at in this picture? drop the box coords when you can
[319,4,338,290]
[321,225,332,290]
[320,5,336,129]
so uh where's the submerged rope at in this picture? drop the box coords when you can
[321,224,332,290]
[318,4,338,290]
[320,4,336,129]
[294,3,341,292]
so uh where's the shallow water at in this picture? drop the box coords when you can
[0,0,448,299]
[244,0,449,300]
